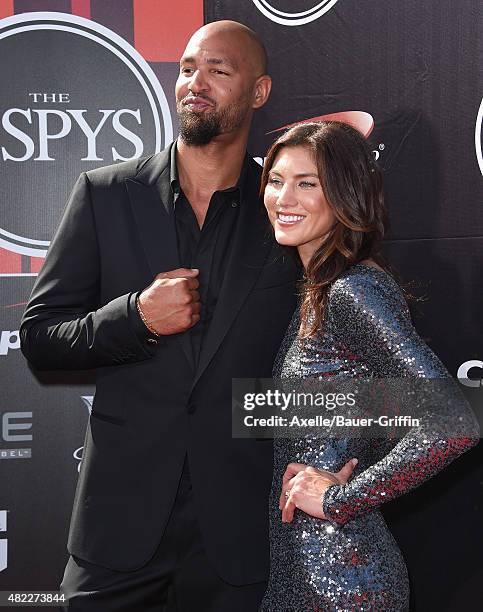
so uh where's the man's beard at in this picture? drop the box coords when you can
[177,95,251,146]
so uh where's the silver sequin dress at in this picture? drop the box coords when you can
[260,264,479,612]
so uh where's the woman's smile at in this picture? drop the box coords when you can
[276,212,307,226]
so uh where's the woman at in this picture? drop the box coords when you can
[259,121,479,611]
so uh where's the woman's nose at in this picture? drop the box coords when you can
[276,184,297,208]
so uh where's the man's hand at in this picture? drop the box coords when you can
[138,268,201,335]
[279,459,358,523]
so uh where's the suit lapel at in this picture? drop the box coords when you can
[125,145,194,370]
[191,160,273,391]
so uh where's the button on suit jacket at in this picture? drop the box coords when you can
[20,143,299,585]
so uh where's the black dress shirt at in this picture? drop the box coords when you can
[132,140,249,367]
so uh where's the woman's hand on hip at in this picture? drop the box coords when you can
[279,459,358,523]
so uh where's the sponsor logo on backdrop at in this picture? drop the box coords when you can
[73,395,93,472]
[0,411,32,459]
[0,12,172,272]
[254,111,385,164]
[254,142,385,167]
[252,0,340,26]
[372,143,385,161]
[0,330,20,356]
[0,510,7,572]
[476,98,483,177]
[458,360,483,388]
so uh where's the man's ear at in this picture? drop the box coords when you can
[252,75,272,109]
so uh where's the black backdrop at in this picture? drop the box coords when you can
[0,1,482,610]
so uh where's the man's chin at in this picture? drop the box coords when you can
[177,113,220,145]
[179,126,219,146]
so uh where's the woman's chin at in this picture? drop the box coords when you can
[274,230,300,247]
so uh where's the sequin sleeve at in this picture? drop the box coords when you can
[321,269,480,526]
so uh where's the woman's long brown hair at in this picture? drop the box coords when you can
[260,121,389,338]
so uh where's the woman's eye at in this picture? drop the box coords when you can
[299,181,316,188]
[268,177,282,185]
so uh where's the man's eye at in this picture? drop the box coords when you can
[181,68,193,74]
[212,69,228,75]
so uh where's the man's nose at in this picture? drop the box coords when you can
[188,69,208,94]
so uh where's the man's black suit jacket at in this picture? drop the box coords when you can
[20,143,299,585]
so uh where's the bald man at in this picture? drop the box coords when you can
[21,20,299,611]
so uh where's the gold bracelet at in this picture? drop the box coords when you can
[136,296,159,337]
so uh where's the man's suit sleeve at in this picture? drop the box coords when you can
[20,172,157,371]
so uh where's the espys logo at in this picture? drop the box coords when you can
[252,0,340,26]
[0,12,172,267]
[476,98,483,177]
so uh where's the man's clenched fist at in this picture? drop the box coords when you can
[137,268,201,335]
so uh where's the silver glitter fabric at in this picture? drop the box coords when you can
[260,264,479,612]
